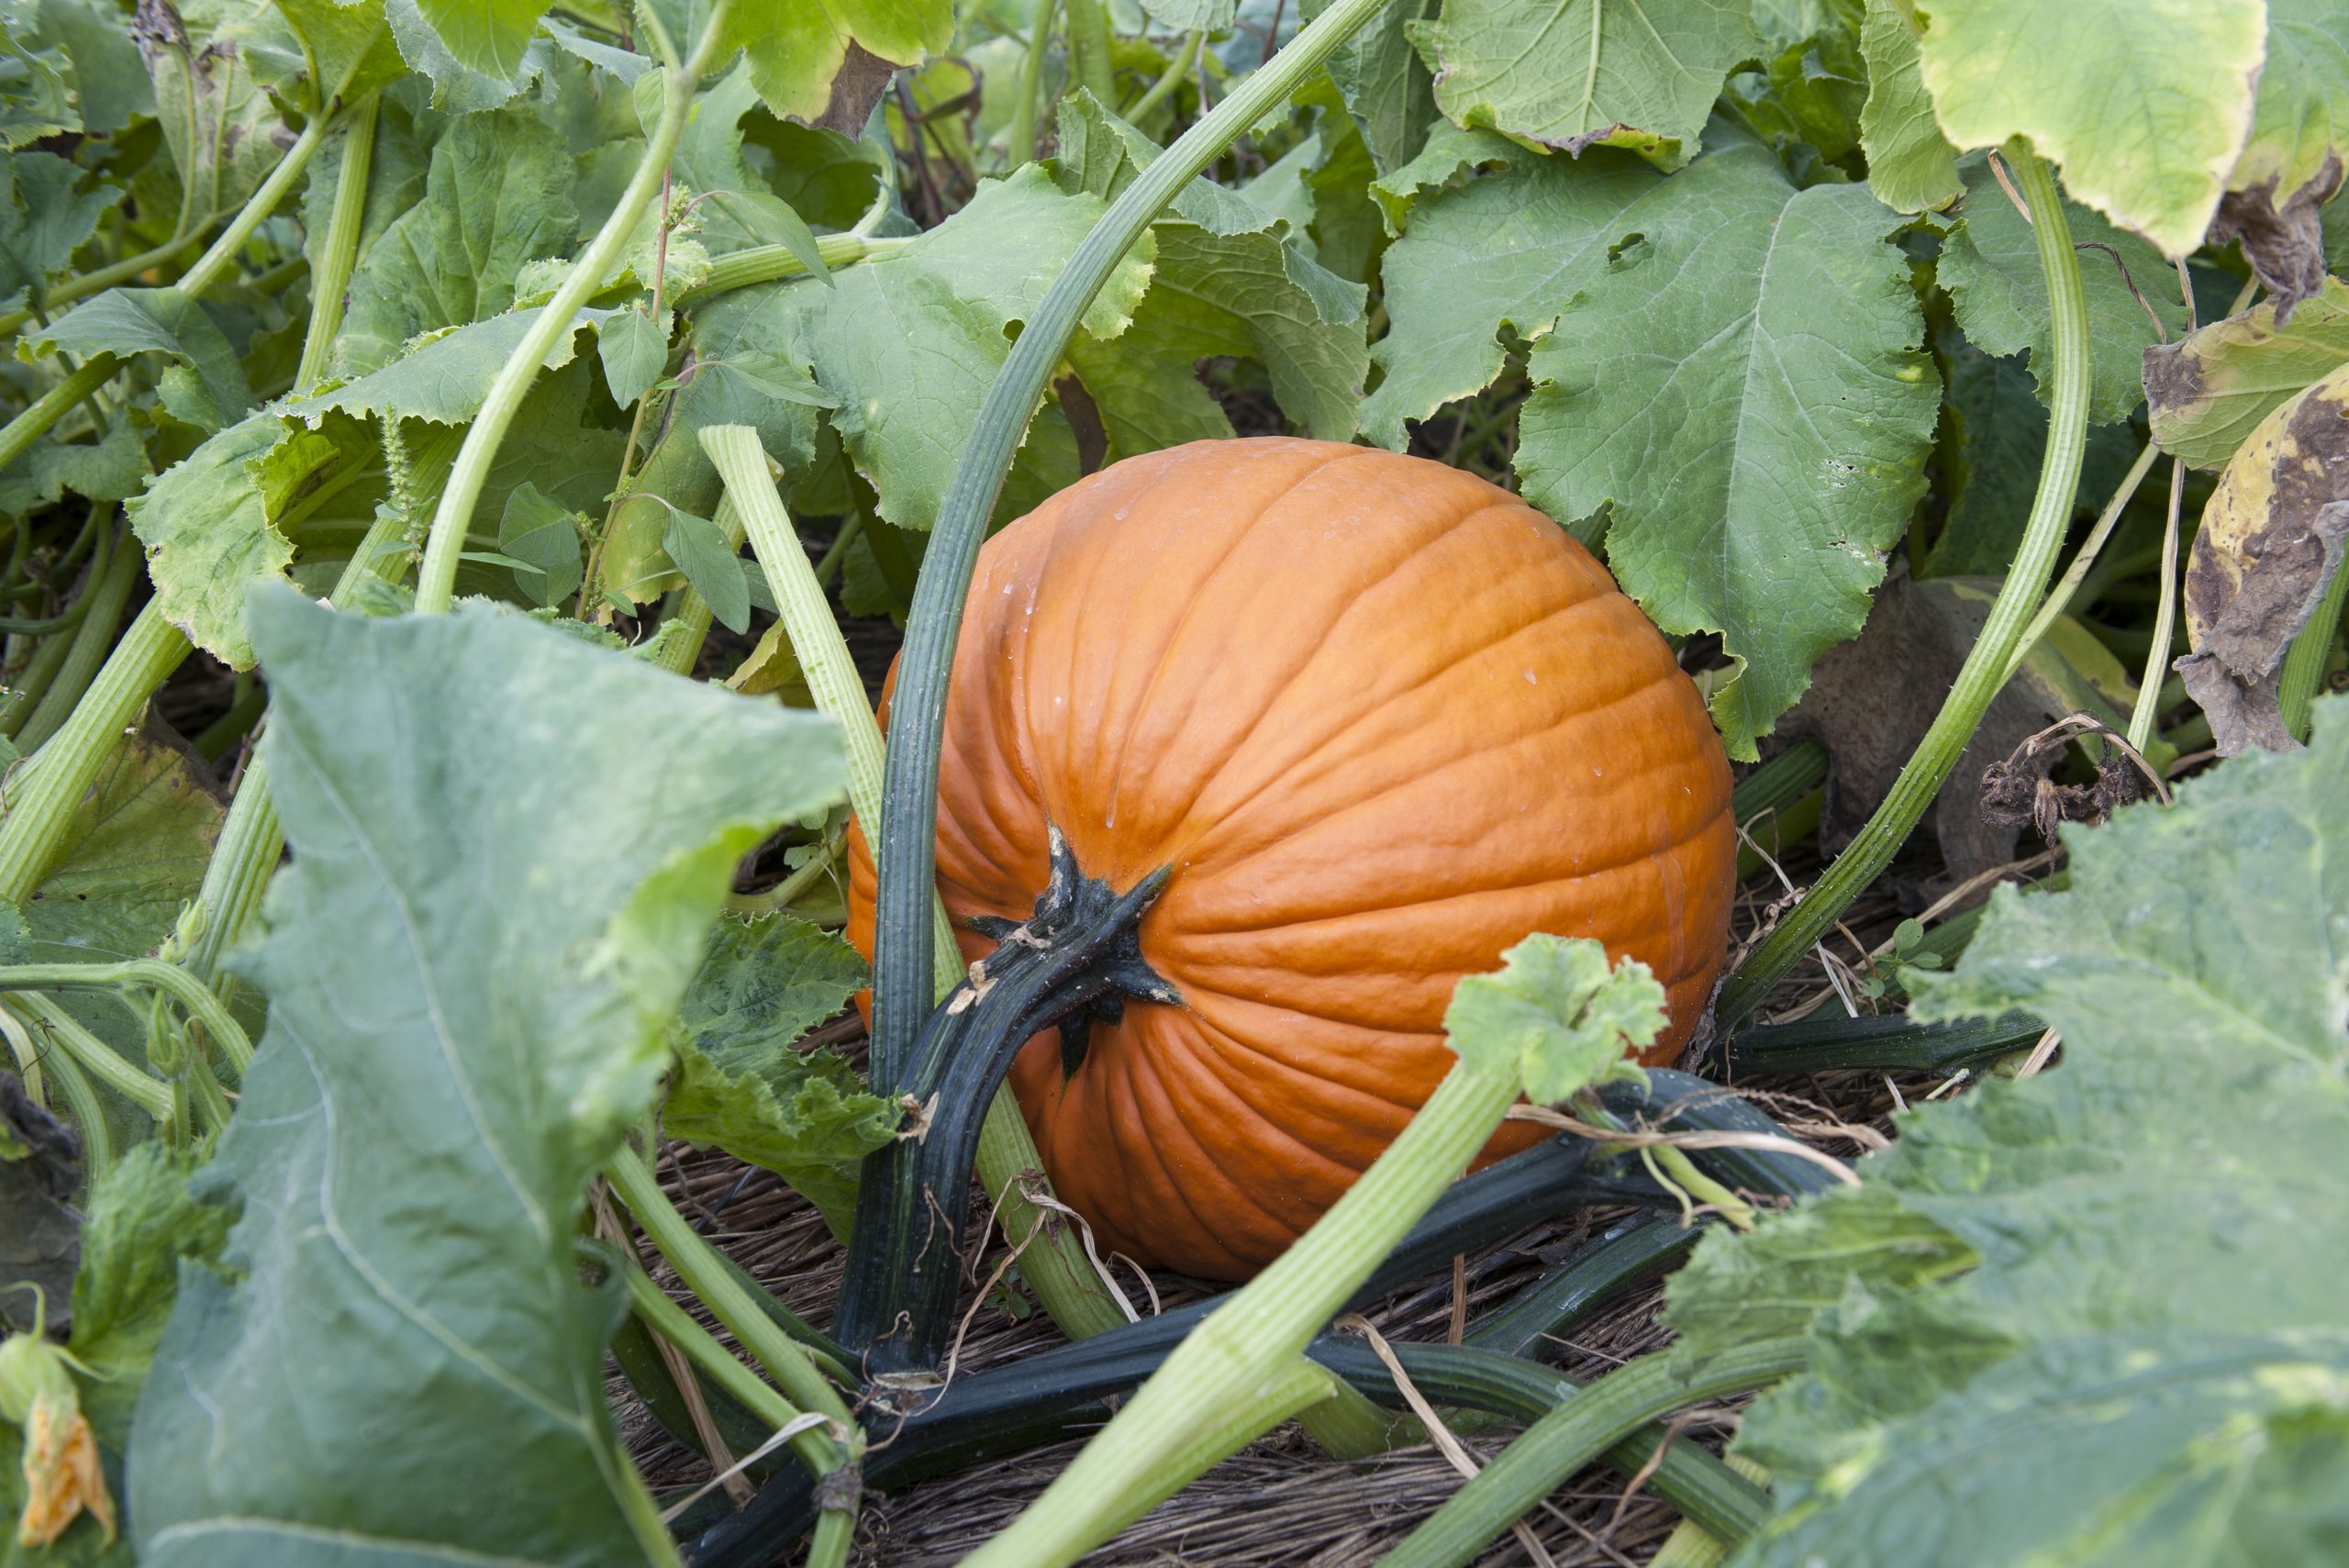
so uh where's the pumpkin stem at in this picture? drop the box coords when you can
[837,831,1175,1381]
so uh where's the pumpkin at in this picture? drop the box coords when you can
[847,438,1734,1280]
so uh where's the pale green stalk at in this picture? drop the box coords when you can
[1128,30,1202,121]
[963,1062,1523,1568]
[703,425,1130,1345]
[1006,0,1061,167]
[606,1145,854,1429]
[2127,458,2187,751]
[8,992,171,1119]
[0,959,253,1073]
[416,7,732,614]
[0,358,117,472]
[2002,438,2158,683]
[668,232,909,308]
[1375,1340,1810,1568]
[1064,0,1117,106]
[0,603,185,903]
[293,95,379,392]
[1720,142,2090,1023]
[2277,551,2349,742]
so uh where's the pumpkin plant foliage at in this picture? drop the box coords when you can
[1667,695,2349,1563]
[128,593,847,1564]
[0,0,2344,1562]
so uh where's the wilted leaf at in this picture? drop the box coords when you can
[1408,0,1761,169]
[2209,0,2349,318]
[135,0,290,221]
[661,914,892,1230]
[334,106,579,376]
[2146,276,2349,470]
[1514,131,1941,759]
[1673,695,2349,1566]
[130,591,847,1567]
[2176,359,2349,754]
[1938,154,2189,425]
[1911,0,2264,258]
[1443,934,1661,1103]
[1854,0,1958,213]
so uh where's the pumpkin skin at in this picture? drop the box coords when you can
[846,438,1733,1280]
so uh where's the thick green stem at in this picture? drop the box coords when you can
[416,10,730,614]
[0,357,117,473]
[1719,141,2089,1024]
[14,518,136,753]
[1128,30,1202,121]
[2002,437,2158,684]
[1375,1338,1809,1568]
[962,1062,1523,1568]
[669,232,908,310]
[0,960,253,1074]
[870,0,1395,1086]
[705,426,1129,1349]
[293,94,379,392]
[174,110,335,302]
[607,1145,854,1431]
[2277,550,2348,742]
[7,992,171,1119]
[0,603,189,903]
[1006,0,1061,168]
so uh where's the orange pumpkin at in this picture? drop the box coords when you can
[847,438,1733,1280]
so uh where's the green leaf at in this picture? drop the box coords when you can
[121,412,322,667]
[1361,139,1658,448]
[0,420,150,514]
[384,0,545,111]
[290,305,612,428]
[1672,697,2349,1564]
[597,302,669,408]
[1855,0,1958,213]
[412,0,545,81]
[35,0,152,135]
[275,0,404,105]
[0,3,74,147]
[1139,0,1240,26]
[335,106,578,377]
[714,162,1146,531]
[1408,0,1762,169]
[1319,0,1440,174]
[129,590,848,1566]
[67,1143,228,1441]
[1911,0,2264,257]
[1730,0,1867,163]
[30,288,253,431]
[1053,97,1369,455]
[2147,276,2349,470]
[1443,934,1662,1103]
[0,150,117,312]
[661,913,893,1230]
[1514,134,1942,759]
[732,0,953,124]
[661,504,750,634]
[1937,154,2189,426]
[496,481,584,609]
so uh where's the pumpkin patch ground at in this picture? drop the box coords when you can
[1,4,2343,1568]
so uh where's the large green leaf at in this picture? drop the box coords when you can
[0,150,117,313]
[1055,98,1369,456]
[1360,137,1657,448]
[1408,0,1761,169]
[1854,0,1957,213]
[31,0,151,136]
[292,306,613,428]
[660,913,894,1232]
[384,0,546,111]
[130,591,848,1567]
[1319,0,1441,175]
[334,106,579,376]
[739,0,952,125]
[411,0,546,80]
[1938,155,2189,426]
[1669,695,2349,1565]
[1911,0,2264,258]
[2147,276,2349,470]
[1514,133,1941,758]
